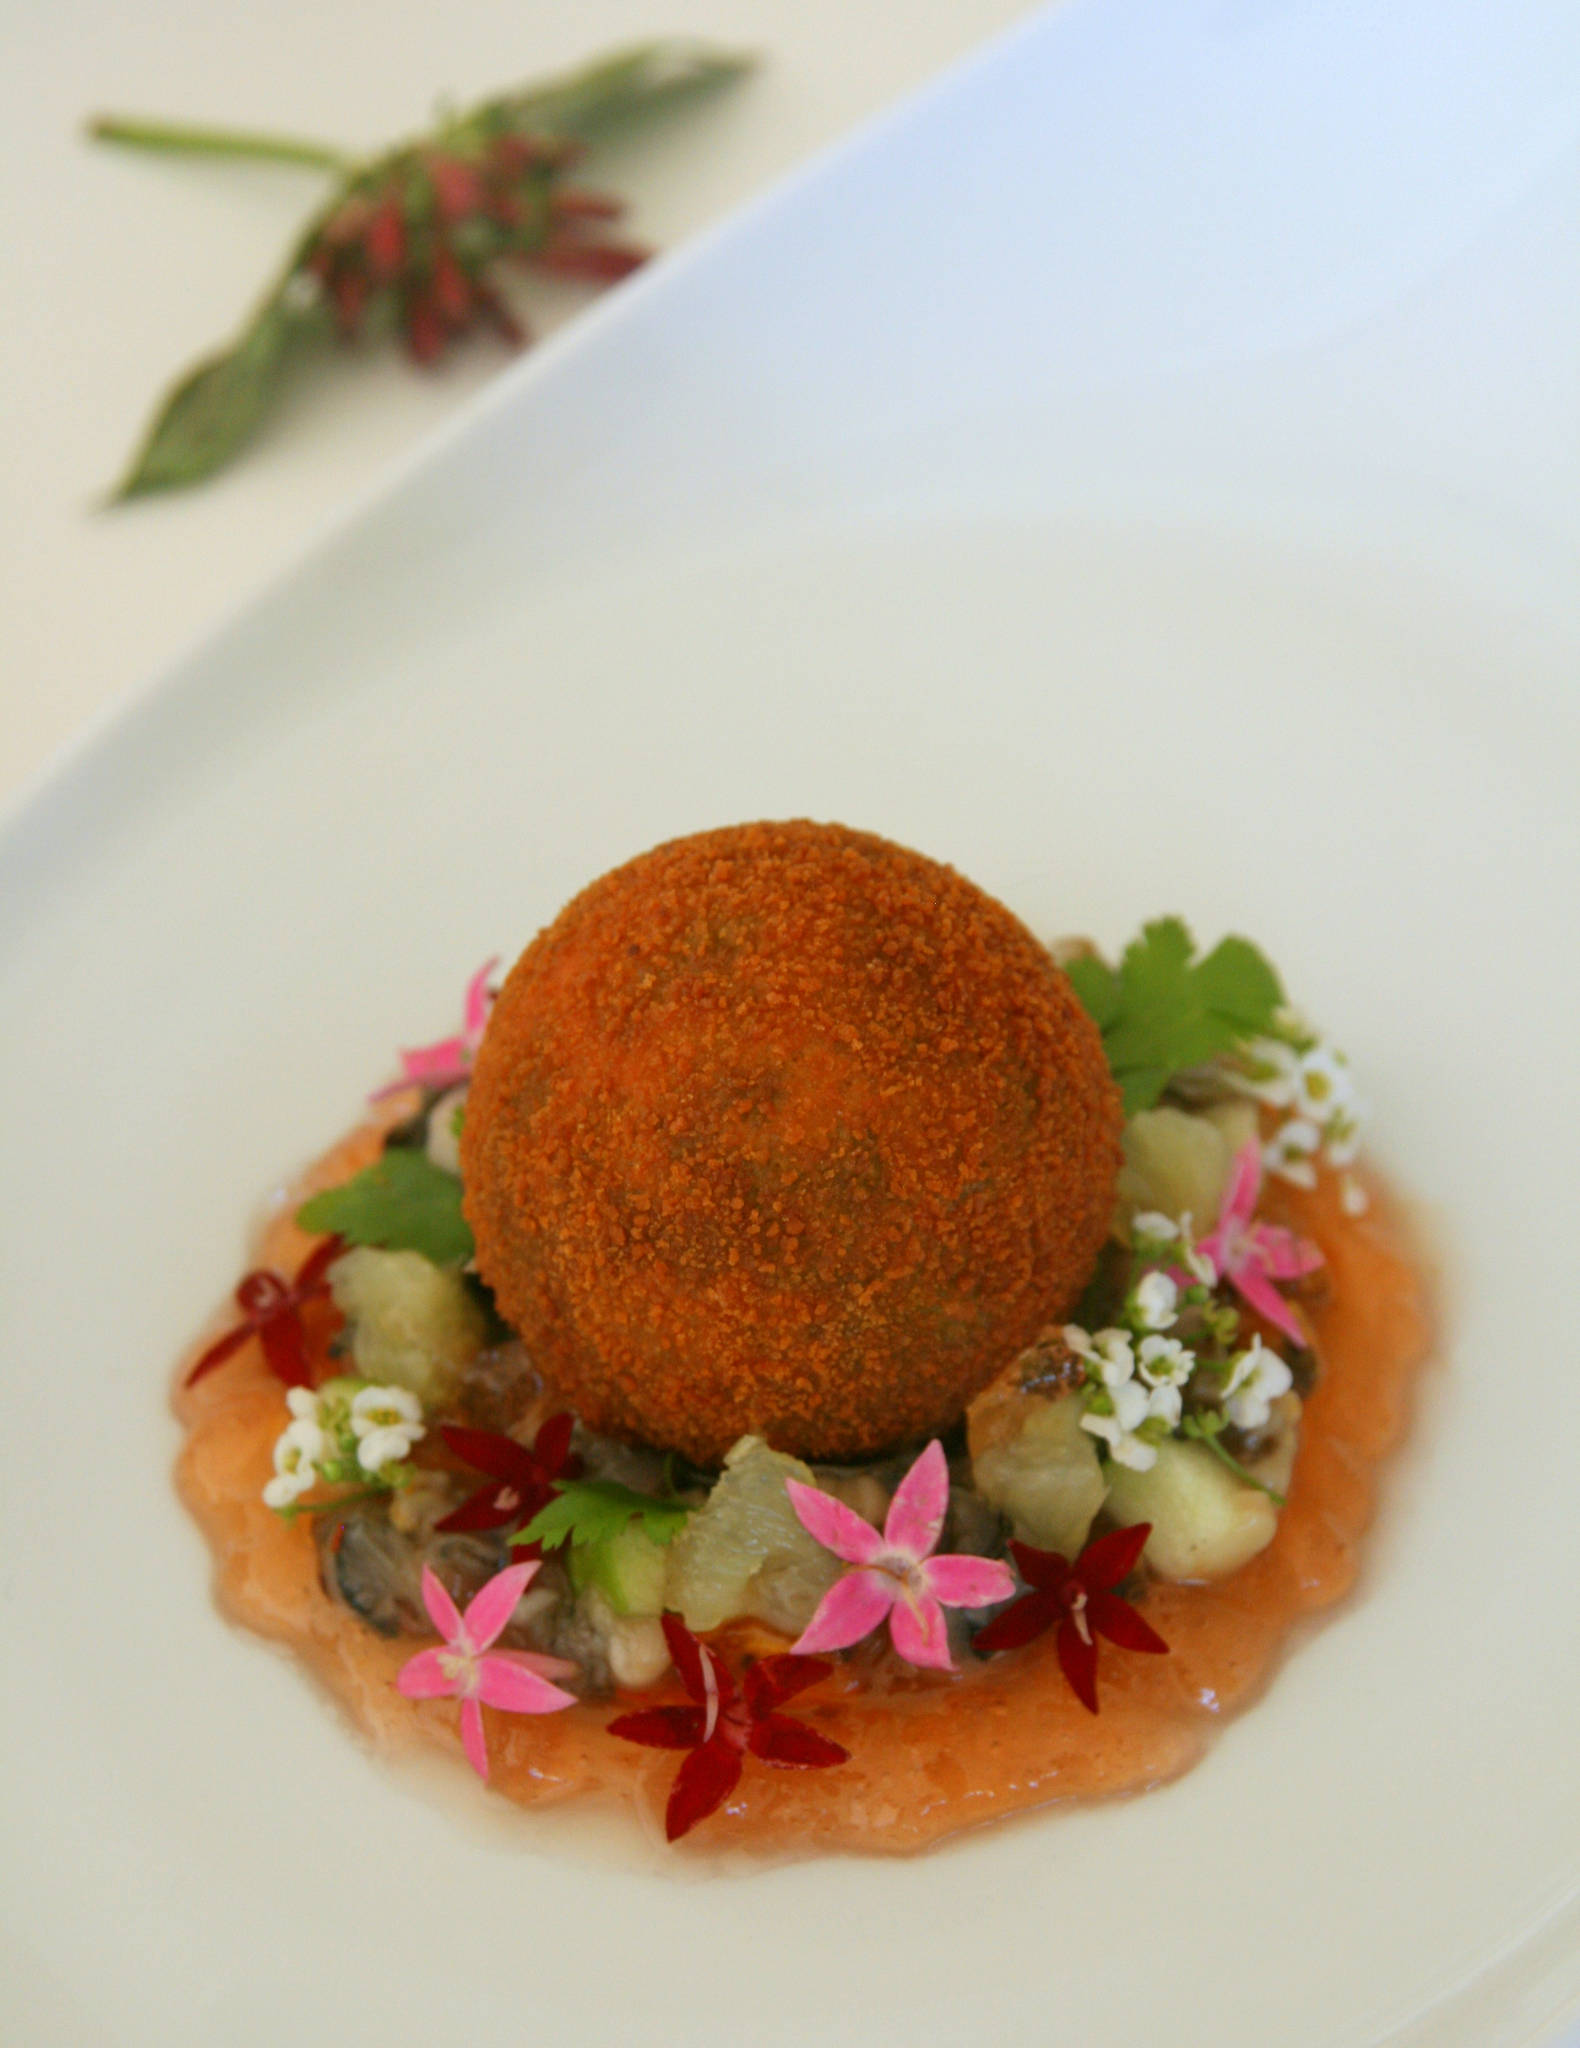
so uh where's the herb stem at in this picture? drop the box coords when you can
[277,1487,384,1523]
[1182,1417,1287,1506]
[87,114,351,174]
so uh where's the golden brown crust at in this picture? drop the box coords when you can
[461,820,1122,1463]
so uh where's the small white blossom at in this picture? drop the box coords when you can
[1132,1271,1179,1331]
[1222,1338,1294,1434]
[1263,1116,1322,1189]
[1145,1381,1183,1430]
[285,1385,321,1424]
[1065,1325,1137,1389]
[1292,1045,1354,1123]
[263,1416,327,1509]
[1183,1244,1217,1287]
[1130,1210,1179,1245]
[350,1383,426,1473]
[1081,1380,1158,1470]
[1138,1334,1193,1388]
[1159,1211,1217,1286]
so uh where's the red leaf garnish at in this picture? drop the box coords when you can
[185,1237,344,1389]
[532,236,647,284]
[609,1622,848,1842]
[973,1524,1168,1714]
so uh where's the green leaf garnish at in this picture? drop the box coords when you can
[513,1479,692,1552]
[296,1149,473,1265]
[115,298,325,498]
[1066,917,1283,1116]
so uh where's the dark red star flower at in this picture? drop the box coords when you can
[305,132,646,370]
[608,1615,849,1841]
[185,1235,344,1390]
[433,1414,581,1550]
[972,1523,1169,1713]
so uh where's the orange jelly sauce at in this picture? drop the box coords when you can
[175,1124,1432,1853]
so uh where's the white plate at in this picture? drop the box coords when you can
[5,3,1580,2042]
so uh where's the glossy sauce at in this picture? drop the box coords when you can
[176,1127,1431,1853]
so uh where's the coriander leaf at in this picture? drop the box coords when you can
[296,1148,473,1265]
[1068,917,1284,1116]
[1191,935,1284,1032]
[514,1479,692,1552]
[114,297,322,499]
[1063,953,1120,1030]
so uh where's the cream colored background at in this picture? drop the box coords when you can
[0,0,1035,809]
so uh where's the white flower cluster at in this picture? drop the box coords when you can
[1222,1018,1367,1212]
[261,1380,427,1511]
[1068,1324,1194,1473]
[349,1384,426,1472]
[1068,1217,1295,1475]
[264,1387,330,1510]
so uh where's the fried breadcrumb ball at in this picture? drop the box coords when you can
[461,821,1121,1465]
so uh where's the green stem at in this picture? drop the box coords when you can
[275,1487,385,1524]
[87,113,351,174]
[1181,1417,1286,1506]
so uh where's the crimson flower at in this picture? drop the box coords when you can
[434,1414,581,1548]
[306,134,646,369]
[972,1525,1168,1713]
[608,1616,849,1842]
[185,1235,344,1390]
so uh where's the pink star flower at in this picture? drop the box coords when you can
[1194,1139,1323,1349]
[396,1560,577,1780]
[786,1440,1015,1672]
[372,957,498,1101]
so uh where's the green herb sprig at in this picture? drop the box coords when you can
[1065,917,1283,1116]
[513,1479,692,1553]
[90,41,753,496]
[297,1148,473,1265]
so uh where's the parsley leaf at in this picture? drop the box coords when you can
[513,1480,692,1553]
[1067,917,1283,1116]
[296,1148,474,1265]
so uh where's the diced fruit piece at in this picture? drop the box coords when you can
[1202,1099,1259,1155]
[664,1436,843,1634]
[1104,1439,1278,1581]
[576,1588,672,1690]
[425,1085,468,1176]
[970,1393,1105,1557]
[328,1246,486,1408]
[606,1612,671,1691]
[1116,1105,1248,1239]
[569,1521,669,1617]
